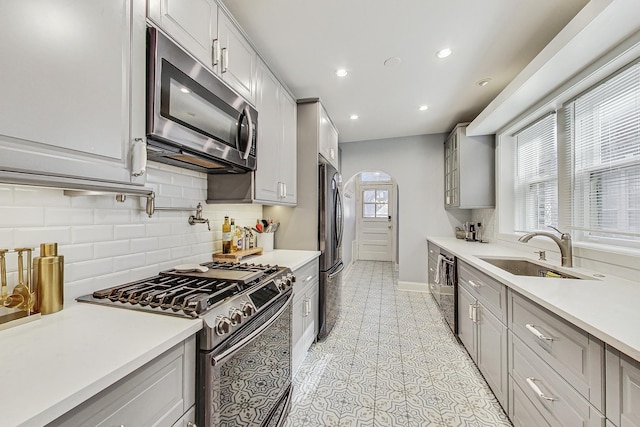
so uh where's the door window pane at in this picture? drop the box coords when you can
[362,189,390,218]
[363,204,376,217]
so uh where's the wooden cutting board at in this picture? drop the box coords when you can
[212,247,263,262]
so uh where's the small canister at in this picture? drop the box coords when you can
[33,243,64,314]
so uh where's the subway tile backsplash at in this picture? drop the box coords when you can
[0,162,262,303]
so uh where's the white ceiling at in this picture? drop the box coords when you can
[221,0,590,143]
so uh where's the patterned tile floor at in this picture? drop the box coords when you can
[284,260,512,427]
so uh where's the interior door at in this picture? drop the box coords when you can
[357,184,394,261]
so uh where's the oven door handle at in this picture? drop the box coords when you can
[211,292,292,367]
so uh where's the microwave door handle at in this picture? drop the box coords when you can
[240,106,254,160]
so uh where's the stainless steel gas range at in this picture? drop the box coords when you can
[78,261,295,427]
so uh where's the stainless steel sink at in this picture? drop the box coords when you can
[478,257,589,280]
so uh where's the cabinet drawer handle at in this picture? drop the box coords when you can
[468,280,481,288]
[526,377,556,401]
[304,275,313,283]
[525,324,553,341]
[429,267,434,273]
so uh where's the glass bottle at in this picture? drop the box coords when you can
[222,216,231,254]
[230,218,237,253]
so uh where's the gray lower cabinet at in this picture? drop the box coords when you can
[457,279,508,409]
[292,258,320,376]
[606,346,640,427]
[48,336,196,427]
[509,291,604,411]
[509,331,605,427]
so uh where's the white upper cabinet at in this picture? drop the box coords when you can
[0,0,147,189]
[254,59,296,205]
[217,11,256,103]
[279,90,297,203]
[318,104,339,169]
[148,0,256,104]
[147,0,218,68]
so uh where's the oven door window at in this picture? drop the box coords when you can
[160,60,240,150]
[210,300,291,427]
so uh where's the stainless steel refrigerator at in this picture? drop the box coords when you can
[318,159,344,340]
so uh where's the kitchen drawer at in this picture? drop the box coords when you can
[509,291,604,411]
[510,332,605,427]
[49,337,195,427]
[510,375,551,427]
[293,258,319,302]
[458,260,507,323]
[606,346,640,427]
[428,242,439,263]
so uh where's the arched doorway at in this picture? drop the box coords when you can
[342,171,399,270]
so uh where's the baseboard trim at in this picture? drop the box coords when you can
[343,261,353,278]
[397,281,429,292]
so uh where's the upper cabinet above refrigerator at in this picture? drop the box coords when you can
[0,0,148,193]
[148,0,257,104]
[318,104,340,170]
[444,123,495,209]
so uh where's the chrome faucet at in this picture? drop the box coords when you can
[518,226,573,267]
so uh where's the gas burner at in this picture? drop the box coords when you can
[77,261,293,320]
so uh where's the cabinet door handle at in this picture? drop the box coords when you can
[468,280,481,289]
[222,48,229,73]
[131,137,147,177]
[283,183,287,198]
[212,39,220,66]
[525,324,553,341]
[304,298,310,316]
[330,147,335,160]
[525,377,556,401]
[472,304,478,323]
[468,304,474,321]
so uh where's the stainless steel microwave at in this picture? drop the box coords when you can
[146,27,257,173]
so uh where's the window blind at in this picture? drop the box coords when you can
[514,113,558,232]
[563,60,640,243]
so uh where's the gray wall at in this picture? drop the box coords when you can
[341,134,470,284]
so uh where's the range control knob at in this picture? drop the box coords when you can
[229,308,243,325]
[242,302,255,317]
[287,273,295,283]
[276,278,286,291]
[215,316,232,336]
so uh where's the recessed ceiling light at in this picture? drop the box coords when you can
[476,78,492,87]
[336,68,348,77]
[419,105,429,111]
[383,57,402,67]
[436,48,452,59]
[180,87,191,94]
[350,114,359,120]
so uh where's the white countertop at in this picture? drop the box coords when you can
[427,237,640,362]
[0,249,320,427]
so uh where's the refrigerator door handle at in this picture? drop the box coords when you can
[328,262,344,280]
[335,186,344,248]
